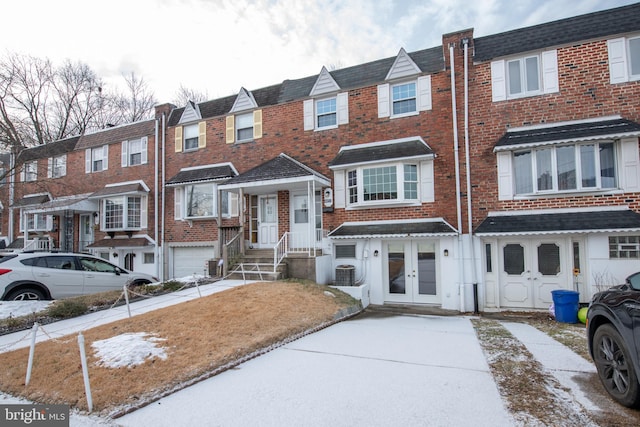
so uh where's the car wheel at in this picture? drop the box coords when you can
[6,288,46,301]
[593,323,640,408]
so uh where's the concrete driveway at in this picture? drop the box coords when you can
[117,310,512,426]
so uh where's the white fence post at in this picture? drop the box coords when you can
[25,322,39,385]
[123,284,131,318]
[77,332,93,412]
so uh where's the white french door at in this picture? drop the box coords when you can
[385,240,439,304]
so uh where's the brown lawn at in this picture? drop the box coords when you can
[0,281,358,415]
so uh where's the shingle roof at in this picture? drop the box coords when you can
[168,46,444,124]
[475,209,640,235]
[87,237,151,248]
[75,120,155,150]
[474,3,640,61]
[16,136,80,163]
[166,165,237,185]
[222,154,327,185]
[329,220,457,238]
[329,138,434,168]
[495,118,640,149]
[12,194,50,207]
[90,183,147,198]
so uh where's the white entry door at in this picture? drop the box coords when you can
[258,194,278,247]
[79,214,94,252]
[385,240,439,304]
[499,239,568,309]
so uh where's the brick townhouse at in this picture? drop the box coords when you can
[3,2,640,312]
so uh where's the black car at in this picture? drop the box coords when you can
[587,272,640,408]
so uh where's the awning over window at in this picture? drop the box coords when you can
[166,164,237,186]
[328,219,457,239]
[475,209,640,236]
[11,194,50,208]
[494,117,640,151]
[329,137,434,168]
[90,182,148,198]
[87,237,153,248]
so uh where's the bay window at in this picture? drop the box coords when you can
[347,163,419,205]
[103,195,143,230]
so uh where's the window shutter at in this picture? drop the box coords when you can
[253,110,262,139]
[417,75,432,111]
[620,137,640,192]
[334,170,345,208]
[491,60,506,102]
[303,99,314,130]
[85,149,91,173]
[377,84,390,118]
[542,50,559,94]
[174,187,183,220]
[337,92,349,125]
[420,161,434,202]
[230,192,239,217]
[60,155,66,176]
[174,126,183,152]
[140,195,148,228]
[102,145,108,170]
[46,215,53,231]
[497,151,514,200]
[47,158,53,178]
[197,121,206,148]
[608,38,629,84]
[141,137,148,164]
[226,116,235,144]
[121,141,128,167]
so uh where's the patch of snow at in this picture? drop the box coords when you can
[0,301,51,320]
[91,332,167,368]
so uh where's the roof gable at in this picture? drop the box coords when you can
[230,87,258,113]
[178,101,202,124]
[309,66,340,96]
[385,48,421,80]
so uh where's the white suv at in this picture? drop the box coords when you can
[0,252,157,300]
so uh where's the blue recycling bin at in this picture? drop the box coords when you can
[551,289,580,323]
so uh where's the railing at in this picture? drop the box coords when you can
[222,229,243,276]
[274,233,288,272]
[23,237,53,252]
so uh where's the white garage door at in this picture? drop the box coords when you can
[172,246,215,279]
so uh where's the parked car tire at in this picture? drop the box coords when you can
[6,287,46,301]
[593,323,640,408]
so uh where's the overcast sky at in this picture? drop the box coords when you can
[2,0,638,104]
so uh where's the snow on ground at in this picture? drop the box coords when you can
[91,332,168,368]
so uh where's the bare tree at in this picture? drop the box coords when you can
[113,72,156,123]
[173,84,209,106]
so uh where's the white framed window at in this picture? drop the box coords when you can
[220,190,239,218]
[491,50,558,102]
[378,76,431,118]
[185,183,215,218]
[346,162,420,206]
[392,82,417,115]
[22,161,37,182]
[335,244,356,258]
[122,137,148,166]
[85,145,108,173]
[143,253,155,264]
[303,94,348,131]
[236,113,254,142]
[608,36,640,84]
[610,235,640,259]
[48,155,66,178]
[316,98,337,128]
[184,124,199,150]
[20,212,50,232]
[102,195,144,230]
[511,142,616,195]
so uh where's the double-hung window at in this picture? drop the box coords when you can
[23,161,37,182]
[392,82,417,115]
[49,155,66,178]
[122,137,147,166]
[184,124,199,150]
[23,213,48,231]
[491,50,558,101]
[347,163,420,206]
[103,196,142,230]
[608,35,640,83]
[316,98,337,128]
[236,113,254,142]
[513,142,616,195]
[86,145,108,173]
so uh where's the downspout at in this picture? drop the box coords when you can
[160,112,166,282]
[450,42,465,312]
[463,38,479,314]
[8,152,15,245]
[154,118,160,281]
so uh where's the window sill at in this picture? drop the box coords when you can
[314,124,338,132]
[390,111,419,119]
[513,188,623,199]
[346,201,422,210]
